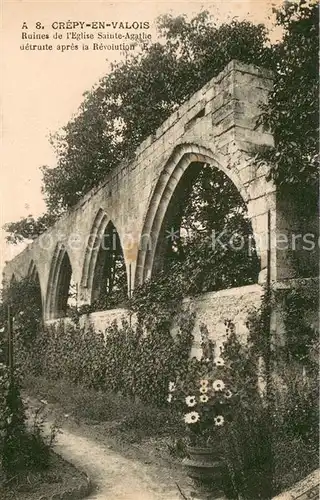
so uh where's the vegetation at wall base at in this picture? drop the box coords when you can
[0,362,58,482]
[0,276,318,498]
[3,1,319,243]
[1,1,318,497]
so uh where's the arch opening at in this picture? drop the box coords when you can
[139,158,260,295]
[27,260,43,317]
[46,246,76,320]
[90,221,128,311]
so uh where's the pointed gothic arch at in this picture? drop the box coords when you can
[45,244,73,319]
[28,260,39,281]
[81,210,127,308]
[135,143,265,286]
[27,259,43,314]
[81,208,109,292]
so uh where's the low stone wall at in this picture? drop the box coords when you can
[79,308,129,333]
[45,284,263,357]
[179,283,263,357]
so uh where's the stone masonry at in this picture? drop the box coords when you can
[3,60,315,333]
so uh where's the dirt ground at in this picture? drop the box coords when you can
[27,398,191,500]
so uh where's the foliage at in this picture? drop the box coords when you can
[0,364,27,477]
[257,0,319,198]
[0,362,57,479]
[40,15,273,213]
[16,311,194,407]
[23,375,183,443]
[166,289,318,498]
[1,269,318,497]
[1,276,191,408]
[270,363,319,493]
[0,289,57,480]
[4,12,274,241]
[4,3,319,247]
[168,324,237,447]
[89,226,128,312]
[130,165,260,328]
[129,270,184,328]
[0,277,42,348]
[167,319,272,498]
[280,278,319,363]
[3,214,57,245]
[217,320,273,499]
[23,404,60,471]
[162,165,260,293]
[248,278,319,366]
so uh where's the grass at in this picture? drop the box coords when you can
[22,374,319,498]
[0,451,90,500]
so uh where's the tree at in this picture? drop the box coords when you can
[4,2,318,243]
[41,16,273,211]
[3,213,57,245]
[4,12,274,242]
[258,0,319,199]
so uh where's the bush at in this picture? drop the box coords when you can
[17,313,194,408]
[0,363,57,479]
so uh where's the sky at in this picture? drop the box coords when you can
[0,0,283,272]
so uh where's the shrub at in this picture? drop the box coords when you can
[0,333,57,479]
[17,312,194,408]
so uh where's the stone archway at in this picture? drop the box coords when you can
[27,259,43,314]
[135,142,274,286]
[45,244,73,320]
[80,208,110,295]
[80,209,128,307]
[28,259,39,281]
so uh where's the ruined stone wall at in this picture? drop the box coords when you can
[47,283,263,358]
[3,60,277,322]
[7,59,314,339]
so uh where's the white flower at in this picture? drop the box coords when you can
[199,385,208,394]
[214,415,224,426]
[40,399,48,405]
[168,381,176,392]
[225,390,233,399]
[200,379,208,387]
[184,411,200,424]
[214,357,225,367]
[200,394,209,403]
[212,379,225,392]
[185,395,197,407]
[167,394,173,403]
[0,327,4,333]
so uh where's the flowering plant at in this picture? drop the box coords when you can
[167,324,235,446]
